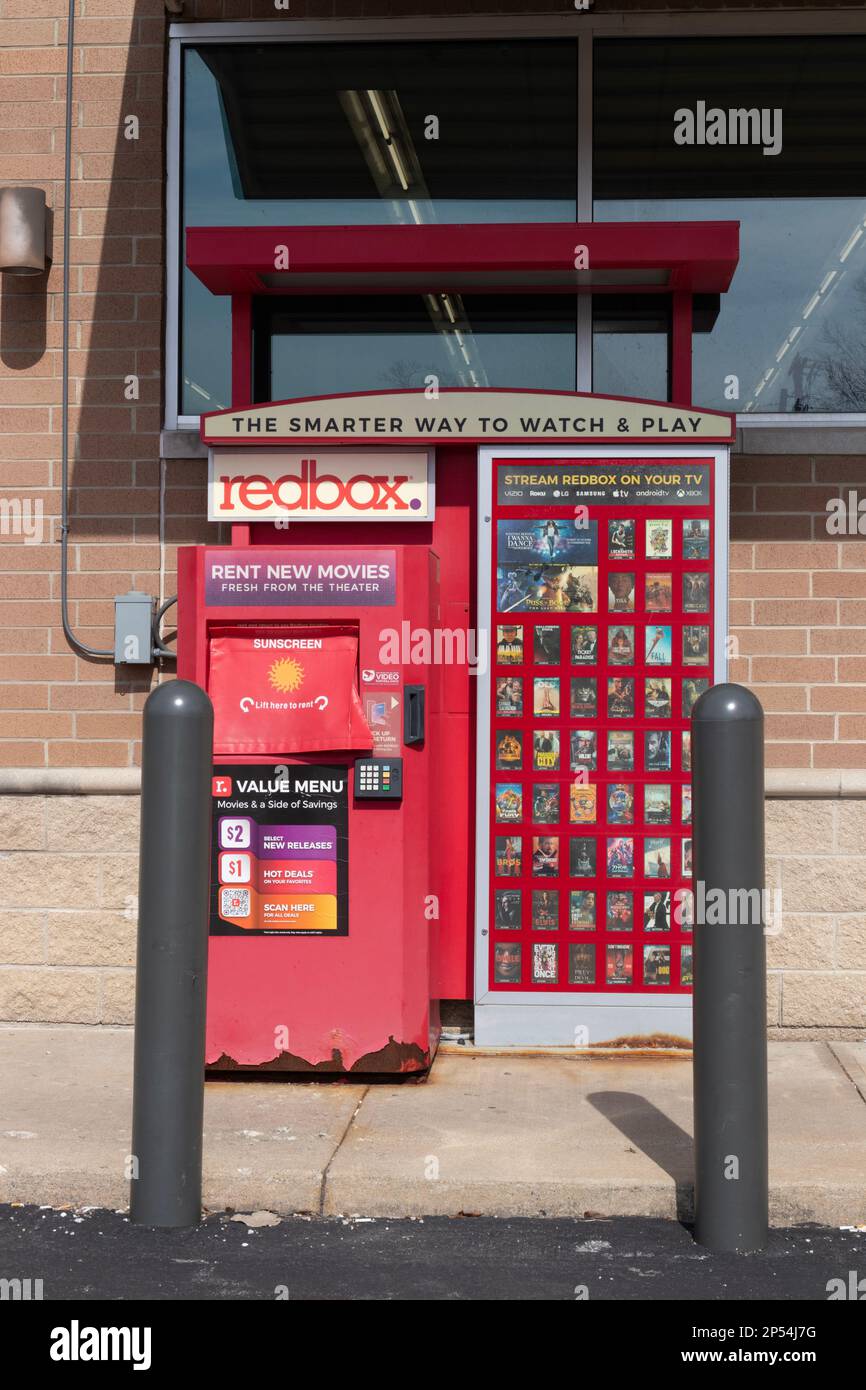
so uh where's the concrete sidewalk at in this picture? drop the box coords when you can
[0,1027,864,1225]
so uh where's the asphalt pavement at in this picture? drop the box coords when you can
[1,1204,864,1301]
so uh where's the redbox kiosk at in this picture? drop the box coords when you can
[180,221,739,1070]
[178,535,443,1073]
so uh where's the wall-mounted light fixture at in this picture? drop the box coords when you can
[0,187,51,276]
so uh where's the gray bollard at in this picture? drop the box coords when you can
[691,682,768,1253]
[130,680,214,1227]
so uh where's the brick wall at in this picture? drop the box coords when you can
[0,794,138,1024]
[730,455,866,770]
[1,0,175,770]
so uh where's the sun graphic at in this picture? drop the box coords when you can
[268,657,305,694]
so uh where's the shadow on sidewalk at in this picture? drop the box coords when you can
[587,1092,694,1225]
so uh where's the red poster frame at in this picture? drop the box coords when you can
[475,445,728,1032]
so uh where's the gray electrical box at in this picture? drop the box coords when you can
[114,591,154,665]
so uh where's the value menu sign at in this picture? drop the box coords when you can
[483,455,718,999]
[210,764,349,936]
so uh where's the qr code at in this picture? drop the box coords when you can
[221,887,250,919]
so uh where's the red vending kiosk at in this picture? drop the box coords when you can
[182,387,734,1066]
[178,532,443,1073]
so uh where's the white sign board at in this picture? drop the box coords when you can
[207,449,434,523]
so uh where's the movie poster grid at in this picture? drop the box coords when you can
[491,509,710,992]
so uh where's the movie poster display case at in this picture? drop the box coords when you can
[475,444,730,1045]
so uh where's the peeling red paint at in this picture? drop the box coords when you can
[208,1036,430,1076]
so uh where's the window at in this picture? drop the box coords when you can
[594,36,866,412]
[173,26,866,421]
[253,295,577,401]
[592,296,670,404]
[180,39,578,415]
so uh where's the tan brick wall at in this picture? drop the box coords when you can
[0,0,172,767]
[0,794,138,1022]
[1,792,863,1036]
[766,799,866,1038]
[731,456,866,769]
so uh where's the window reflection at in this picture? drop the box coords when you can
[593,36,866,412]
[256,296,577,401]
[592,296,670,403]
[181,40,577,413]
[598,199,866,412]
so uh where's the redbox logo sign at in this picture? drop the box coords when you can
[208,450,433,522]
[212,776,233,797]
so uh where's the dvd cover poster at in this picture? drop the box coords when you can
[532,835,560,876]
[644,784,671,824]
[571,625,598,665]
[533,676,560,717]
[681,943,694,985]
[570,677,598,718]
[683,518,710,560]
[495,835,522,877]
[645,572,673,612]
[495,729,524,770]
[607,676,635,718]
[570,835,596,877]
[570,783,597,824]
[533,941,558,984]
[607,730,634,771]
[646,518,673,559]
[608,571,635,612]
[682,624,710,665]
[498,517,597,567]
[494,942,522,984]
[496,676,523,716]
[495,783,522,823]
[569,942,596,984]
[607,836,634,877]
[682,676,709,718]
[494,888,522,929]
[608,625,635,665]
[608,518,635,559]
[682,730,692,771]
[644,676,672,719]
[606,890,633,931]
[644,837,671,878]
[497,563,598,614]
[533,729,561,772]
[683,571,710,612]
[496,623,524,665]
[682,837,693,875]
[646,728,671,771]
[607,782,634,825]
[643,890,670,932]
[532,888,559,930]
[643,943,670,986]
[681,785,692,824]
[570,889,596,929]
[606,943,633,985]
[534,624,561,665]
[645,625,672,666]
[570,728,597,771]
[533,783,561,824]
[675,887,694,931]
